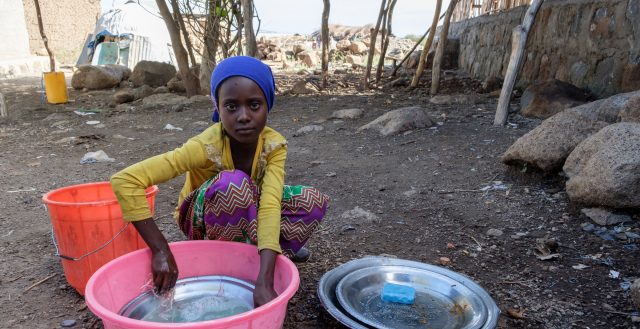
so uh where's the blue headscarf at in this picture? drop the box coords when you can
[210,56,276,122]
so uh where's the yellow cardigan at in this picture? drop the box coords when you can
[110,123,288,253]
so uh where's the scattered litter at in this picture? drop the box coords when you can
[581,222,595,232]
[623,244,639,251]
[73,110,97,116]
[480,181,509,192]
[341,225,356,233]
[438,257,451,266]
[620,280,632,290]
[80,150,115,164]
[164,124,183,131]
[506,308,525,319]
[446,242,456,249]
[572,264,589,270]
[507,122,519,128]
[7,188,36,193]
[609,270,620,279]
[86,120,100,125]
[325,172,337,177]
[1,230,14,238]
[580,253,614,266]
[626,232,640,239]
[61,319,77,327]
[534,237,560,260]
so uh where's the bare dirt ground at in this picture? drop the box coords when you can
[1,69,639,329]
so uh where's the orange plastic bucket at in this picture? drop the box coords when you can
[42,182,158,295]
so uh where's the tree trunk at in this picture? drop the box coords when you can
[430,0,458,95]
[200,0,222,94]
[375,0,397,84]
[494,0,544,126]
[170,0,197,67]
[363,0,387,89]
[241,0,257,57]
[409,0,442,87]
[391,11,445,77]
[33,0,55,72]
[0,92,7,118]
[156,0,199,97]
[321,0,330,89]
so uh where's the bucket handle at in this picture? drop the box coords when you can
[50,222,130,261]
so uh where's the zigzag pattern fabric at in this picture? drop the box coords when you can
[178,170,329,257]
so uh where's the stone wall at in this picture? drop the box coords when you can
[21,0,101,64]
[449,0,640,97]
[0,0,31,60]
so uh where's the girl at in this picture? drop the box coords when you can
[111,56,329,307]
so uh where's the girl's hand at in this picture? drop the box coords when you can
[131,218,178,294]
[151,249,179,294]
[253,280,278,307]
[254,249,278,307]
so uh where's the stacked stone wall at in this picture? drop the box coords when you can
[449,0,640,97]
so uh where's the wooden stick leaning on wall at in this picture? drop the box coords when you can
[363,0,387,89]
[391,12,446,78]
[430,0,459,95]
[494,0,544,126]
[33,0,54,72]
[375,0,398,84]
[409,0,443,88]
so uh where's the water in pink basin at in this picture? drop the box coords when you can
[85,241,300,329]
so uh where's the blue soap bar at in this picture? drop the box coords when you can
[381,282,415,305]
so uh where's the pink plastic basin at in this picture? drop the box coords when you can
[85,241,300,329]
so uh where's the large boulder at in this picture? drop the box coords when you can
[142,93,188,110]
[520,80,594,119]
[358,106,434,136]
[350,41,368,55]
[112,85,154,104]
[336,39,351,51]
[330,108,364,120]
[563,122,640,208]
[131,61,177,87]
[71,65,131,90]
[296,51,319,68]
[405,51,421,69]
[502,90,640,172]
[346,55,363,65]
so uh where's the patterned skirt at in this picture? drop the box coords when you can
[177,170,329,257]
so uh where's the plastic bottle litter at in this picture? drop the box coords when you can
[80,150,115,164]
[164,124,183,131]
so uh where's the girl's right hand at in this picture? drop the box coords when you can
[151,249,179,294]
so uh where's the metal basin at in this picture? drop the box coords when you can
[336,266,488,329]
[317,257,499,329]
[119,275,255,323]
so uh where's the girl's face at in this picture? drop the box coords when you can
[217,76,268,146]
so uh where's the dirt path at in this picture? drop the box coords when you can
[0,72,638,328]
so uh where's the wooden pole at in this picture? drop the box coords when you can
[33,0,55,72]
[430,0,459,95]
[156,0,199,97]
[494,0,544,126]
[391,12,446,77]
[410,0,442,87]
[241,0,258,57]
[363,0,387,89]
[171,0,196,67]
[375,0,397,84]
[321,0,330,89]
